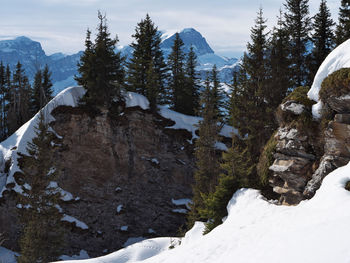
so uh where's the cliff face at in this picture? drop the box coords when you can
[0,104,198,257]
[269,96,350,205]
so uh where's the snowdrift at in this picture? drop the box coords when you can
[58,161,350,263]
[308,39,350,118]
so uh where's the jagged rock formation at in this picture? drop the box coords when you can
[269,94,350,205]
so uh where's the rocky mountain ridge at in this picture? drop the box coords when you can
[0,29,239,95]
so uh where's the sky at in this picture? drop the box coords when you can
[0,0,341,58]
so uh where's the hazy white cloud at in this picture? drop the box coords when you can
[0,0,341,57]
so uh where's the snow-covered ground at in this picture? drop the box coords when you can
[52,161,350,263]
[308,39,350,118]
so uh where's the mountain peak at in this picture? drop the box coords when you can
[161,28,214,56]
[14,36,33,43]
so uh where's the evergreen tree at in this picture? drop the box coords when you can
[268,10,291,107]
[335,0,350,45]
[284,0,312,87]
[201,137,251,232]
[8,62,32,135]
[183,46,200,115]
[76,12,125,108]
[310,0,335,79]
[168,33,187,112]
[0,62,6,140]
[189,76,222,224]
[17,113,64,263]
[210,65,225,118]
[127,14,167,109]
[31,65,53,114]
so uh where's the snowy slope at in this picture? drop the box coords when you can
[308,39,350,118]
[57,161,350,263]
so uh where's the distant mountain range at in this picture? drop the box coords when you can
[0,28,239,94]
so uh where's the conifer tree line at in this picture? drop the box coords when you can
[189,0,350,232]
[0,61,53,141]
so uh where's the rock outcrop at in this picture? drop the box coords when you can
[269,92,350,205]
[0,103,199,257]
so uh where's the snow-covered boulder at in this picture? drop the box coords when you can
[308,39,350,118]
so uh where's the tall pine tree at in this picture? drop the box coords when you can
[188,76,222,224]
[127,14,167,109]
[310,0,335,80]
[168,33,187,112]
[284,0,312,87]
[17,113,64,263]
[183,46,200,115]
[268,9,291,107]
[76,12,125,109]
[31,65,53,114]
[335,0,350,45]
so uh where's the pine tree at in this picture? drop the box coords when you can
[0,62,6,140]
[127,14,167,109]
[168,33,187,112]
[17,113,64,263]
[201,137,251,232]
[8,62,32,135]
[335,0,350,45]
[210,65,225,118]
[183,46,200,115]
[76,12,125,109]
[310,0,335,80]
[189,76,222,224]
[268,10,291,107]
[31,65,53,115]
[284,0,312,87]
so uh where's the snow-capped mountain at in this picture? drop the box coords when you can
[0,36,81,93]
[0,29,239,95]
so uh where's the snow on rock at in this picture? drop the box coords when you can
[48,181,75,202]
[0,86,86,197]
[120,225,128,232]
[158,105,236,142]
[0,246,18,263]
[171,198,192,209]
[171,208,188,214]
[62,214,89,230]
[125,91,150,110]
[281,101,304,115]
[61,161,350,263]
[308,39,350,118]
[117,204,123,213]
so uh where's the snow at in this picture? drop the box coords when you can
[125,92,150,110]
[117,204,123,213]
[123,237,146,247]
[281,102,304,115]
[0,86,85,198]
[159,105,236,142]
[48,181,75,202]
[0,246,18,263]
[120,226,128,231]
[171,198,192,209]
[151,158,159,165]
[171,208,188,214]
[308,39,350,118]
[62,215,89,230]
[59,159,350,263]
